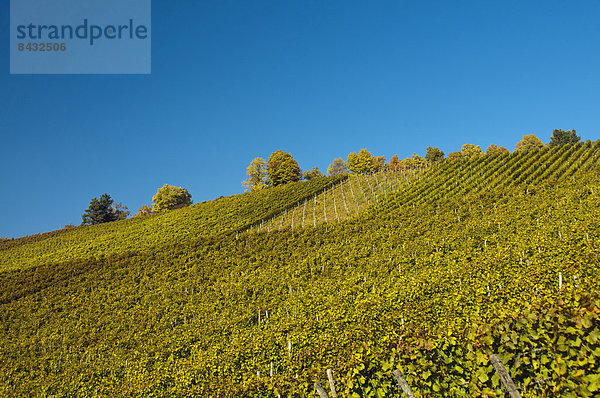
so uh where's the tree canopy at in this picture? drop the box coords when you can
[515,134,544,151]
[461,143,483,157]
[348,149,375,174]
[81,193,129,225]
[152,185,192,212]
[425,147,445,163]
[388,155,401,171]
[485,144,510,155]
[242,157,268,192]
[549,129,580,147]
[327,158,348,176]
[303,167,324,180]
[267,151,302,186]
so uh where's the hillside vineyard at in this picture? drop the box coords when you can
[1,142,600,397]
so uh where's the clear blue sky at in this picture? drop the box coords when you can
[2,0,600,238]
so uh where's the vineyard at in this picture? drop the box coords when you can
[1,143,600,397]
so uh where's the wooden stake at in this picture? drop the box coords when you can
[489,354,522,398]
[327,369,338,398]
[393,369,415,398]
[315,381,329,398]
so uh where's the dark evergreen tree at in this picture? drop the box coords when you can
[549,129,580,147]
[81,193,125,225]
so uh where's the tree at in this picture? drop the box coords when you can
[388,155,401,171]
[461,143,483,157]
[404,153,425,169]
[515,134,544,151]
[327,158,348,176]
[303,167,324,180]
[425,147,445,163]
[152,184,192,212]
[347,149,374,174]
[113,202,130,220]
[447,151,462,161]
[549,129,580,147]
[372,156,386,172]
[81,193,127,225]
[267,151,302,186]
[485,144,510,155]
[242,157,267,192]
[135,205,153,217]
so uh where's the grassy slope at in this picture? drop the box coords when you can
[1,144,600,397]
[0,176,344,272]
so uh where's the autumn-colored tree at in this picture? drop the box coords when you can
[447,151,462,161]
[113,202,130,220]
[347,149,374,174]
[404,153,425,169]
[327,158,348,176]
[515,134,544,151]
[303,167,324,180]
[372,155,386,172]
[425,147,445,163]
[461,143,483,157]
[267,150,302,186]
[152,185,192,212]
[388,154,401,171]
[485,144,510,155]
[242,157,268,192]
[549,129,580,147]
[135,205,153,217]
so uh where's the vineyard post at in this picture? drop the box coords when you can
[323,189,328,223]
[393,369,416,398]
[302,200,306,228]
[327,369,338,398]
[292,204,296,228]
[559,272,563,290]
[314,194,317,227]
[489,354,522,398]
[333,185,340,222]
[340,181,349,215]
[270,361,273,377]
[314,381,329,398]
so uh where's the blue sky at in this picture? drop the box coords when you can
[2,0,600,238]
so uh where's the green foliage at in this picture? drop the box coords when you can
[549,129,581,147]
[516,134,544,151]
[447,151,462,161]
[152,184,192,212]
[486,144,509,155]
[0,176,344,272]
[327,158,348,176]
[267,150,302,187]
[303,167,324,180]
[348,149,375,174]
[242,157,268,192]
[2,143,600,396]
[426,146,445,162]
[461,143,483,157]
[81,193,127,225]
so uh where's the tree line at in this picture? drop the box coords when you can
[80,129,580,226]
[242,129,581,191]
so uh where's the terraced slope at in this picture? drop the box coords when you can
[261,140,600,231]
[0,176,344,272]
[1,144,600,397]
